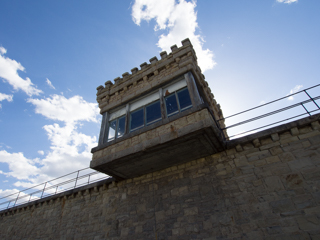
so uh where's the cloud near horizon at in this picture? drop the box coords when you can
[0,94,100,193]
[0,46,42,96]
[132,0,216,72]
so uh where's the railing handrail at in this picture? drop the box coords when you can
[218,84,320,139]
[1,84,319,210]
[0,168,110,211]
[220,83,320,121]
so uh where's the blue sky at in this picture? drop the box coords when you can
[0,0,319,196]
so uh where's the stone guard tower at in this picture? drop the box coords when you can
[90,39,227,180]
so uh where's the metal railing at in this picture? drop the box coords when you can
[218,84,320,139]
[0,168,110,211]
[1,84,319,211]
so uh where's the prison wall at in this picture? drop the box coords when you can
[0,114,320,240]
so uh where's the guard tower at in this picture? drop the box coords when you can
[90,39,227,180]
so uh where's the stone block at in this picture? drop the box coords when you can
[288,159,314,171]
[311,121,320,130]
[299,130,320,140]
[264,176,284,192]
[271,133,280,141]
[290,127,299,136]
[184,207,198,216]
[296,215,320,231]
[234,156,249,167]
[270,199,295,213]
[269,146,283,155]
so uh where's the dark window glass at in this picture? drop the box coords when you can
[177,88,192,111]
[165,94,179,116]
[130,108,144,131]
[117,116,126,138]
[146,101,161,125]
[108,120,116,141]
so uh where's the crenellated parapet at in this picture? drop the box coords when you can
[95,38,225,128]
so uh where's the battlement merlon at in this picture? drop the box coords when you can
[95,38,225,127]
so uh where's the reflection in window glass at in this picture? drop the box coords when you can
[108,120,116,141]
[130,108,144,131]
[177,88,192,111]
[117,116,126,138]
[146,101,161,125]
[165,94,179,116]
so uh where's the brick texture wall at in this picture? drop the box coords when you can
[1,115,319,240]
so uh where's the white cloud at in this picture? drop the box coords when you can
[277,0,298,4]
[287,85,303,100]
[0,47,7,55]
[27,94,99,123]
[0,93,101,190]
[46,78,55,89]
[0,47,42,96]
[0,92,13,108]
[132,0,216,72]
[0,123,97,189]
[0,150,41,180]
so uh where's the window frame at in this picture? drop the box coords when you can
[165,87,192,117]
[107,115,126,142]
[100,74,200,144]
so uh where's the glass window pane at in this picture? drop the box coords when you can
[165,93,179,116]
[108,120,116,141]
[146,101,161,125]
[177,88,192,111]
[117,116,126,138]
[130,108,144,131]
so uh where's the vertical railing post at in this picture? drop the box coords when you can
[29,194,32,202]
[301,103,311,116]
[55,186,58,194]
[304,90,320,110]
[88,174,91,184]
[13,192,20,207]
[74,170,80,188]
[41,182,47,198]
[7,200,11,209]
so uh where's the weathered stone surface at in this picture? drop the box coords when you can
[1,114,320,239]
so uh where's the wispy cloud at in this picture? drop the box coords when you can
[46,78,55,89]
[132,0,216,72]
[38,150,44,155]
[276,0,298,4]
[287,85,303,100]
[0,92,13,109]
[0,46,42,96]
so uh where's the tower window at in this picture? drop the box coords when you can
[108,115,126,141]
[103,77,198,143]
[130,108,144,132]
[146,101,161,125]
[165,87,192,117]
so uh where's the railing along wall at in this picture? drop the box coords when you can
[0,168,110,211]
[218,84,320,139]
[1,84,319,211]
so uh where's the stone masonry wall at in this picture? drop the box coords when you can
[1,115,320,240]
[92,108,214,162]
[95,39,225,130]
